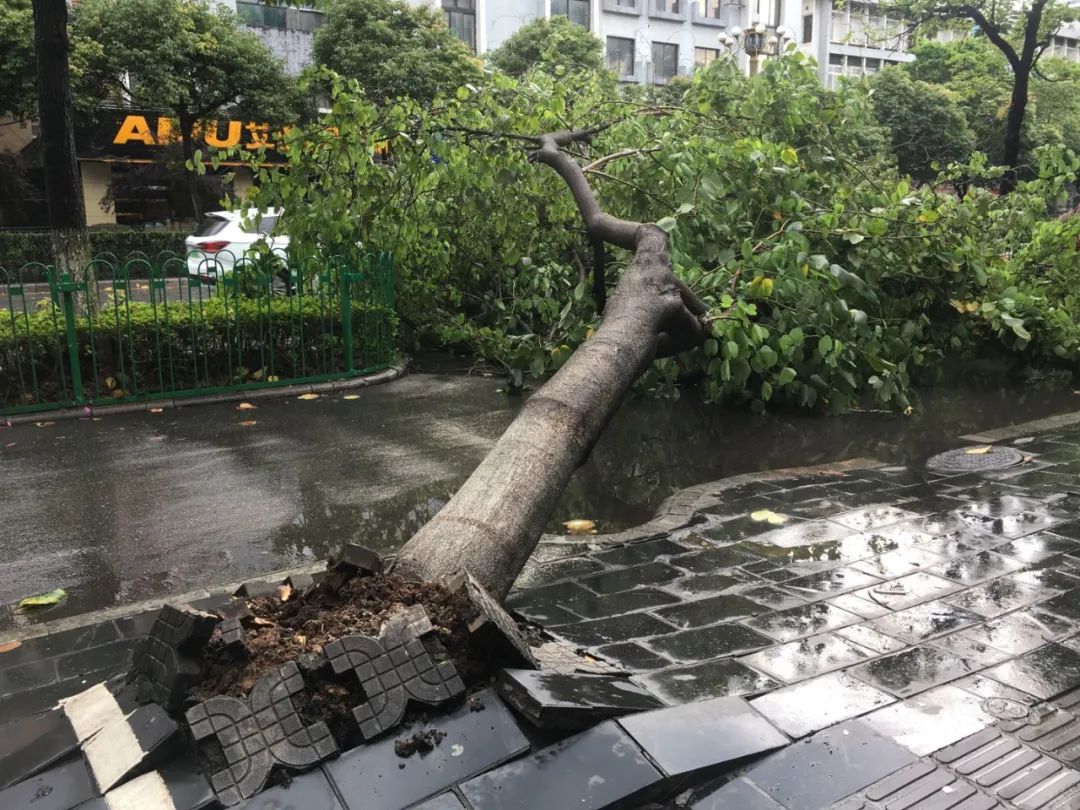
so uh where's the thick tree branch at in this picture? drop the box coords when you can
[960,4,1021,68]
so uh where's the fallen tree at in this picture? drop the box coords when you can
[394,128,712,598]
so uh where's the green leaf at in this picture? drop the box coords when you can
[780,146,799,166]
[818,335,834,357]
[778,367,797,385]
[18,588,67,609]
[704,338,718,357]
[656,217,677,233]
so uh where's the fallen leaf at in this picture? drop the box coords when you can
[563,519,596,535]
[92,417,103,422]
[4,443,14,448]
[1022,454,1036,464]
[111,389,126,399]
[267,375,280,383]
[35,421,54,428]
[18,588,68,609]
[965,446,992,455]
[903,406,913,416]
[149,407,163,414]
[104,376,117,390]
[276,584,293,602]
[343,394,360,400]
[251,368,265,381]
[251,617,274,627]
[751,509,788,525]
[238,420,257,427]
[297,393,319,400]
[0,640,21,653]
[237,402,257,410]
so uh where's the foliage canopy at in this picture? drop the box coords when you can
[487,16,604,77]
[312,0,483,104]
[206,53,1080,413]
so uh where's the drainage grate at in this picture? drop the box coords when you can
[926,445,1024,473]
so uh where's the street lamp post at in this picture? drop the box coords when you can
[720,23,792,76]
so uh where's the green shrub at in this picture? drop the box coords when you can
[0,295,395,408]
[0,230,188,277]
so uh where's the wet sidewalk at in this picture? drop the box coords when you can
[7,412,1080,808]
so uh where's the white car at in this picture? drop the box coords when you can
[185,209,289,281]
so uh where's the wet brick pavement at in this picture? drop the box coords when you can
[11,425,1080,806]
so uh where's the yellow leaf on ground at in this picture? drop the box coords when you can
[751,509,788,525]
[563,519,596,535]
[251,368,265,381]
[105,376,117,390]
[297,393,319,400]
[267,375,280,383]
[18,588,67,609]
[251,617,274,627]
[343,394,360,400]
[238,420,257,427]
[0,640,21,653]
[237,402,257,410]
[35,421,54,428]
[149,408,163,414]
[277,584,292,602]
[111,390,126,399]
[965,446,992,455]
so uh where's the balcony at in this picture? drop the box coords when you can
[651,0,688,20]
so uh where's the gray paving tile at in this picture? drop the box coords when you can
[832,506,919,532]
[653,594,769,629]
[495,670,661,730]
[577,561,682,594]
[738,633,877,684]
[741,720,919,809]
[457,721,661,810]
[690,777,786,809]
[324,687,528,810]
[928,633,1013,667]
[593,642,672,671]
[836,623,909,654]
[549,612,677,648]
[644,623,772,662]
[868,601,982,644]
[828,592,894,619]
[983,643,1080,700]
[960,511,1066,539]
[779,567,884,600]
[0,756,96,810]
[997,533,1080,564]
[928,551,1027,586]
[749,519,855,549]
[850,645,978,698]
[750,671,895,739]
[945,579,1046,618]
[861,685,996,756]
[850,548,948,580]
[561,588,681,620]
[852,573,966,612]
[639,659,781,704]
[745,601,862,642]
[618,695,788,778]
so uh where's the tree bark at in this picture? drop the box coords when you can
[393,130,709,600]
[999,66,1030,195]
[31,0,92,310]
[179,114,203,222]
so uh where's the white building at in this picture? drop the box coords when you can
[408,0,914,87]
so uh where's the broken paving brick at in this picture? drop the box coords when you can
[496,669,662,730]
[446,570,537,669]
[128,604,219,711]
[186,661,338,806]
[324,605,465,740]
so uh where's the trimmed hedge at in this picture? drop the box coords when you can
[0,296,396,408]
[0,230,188,274]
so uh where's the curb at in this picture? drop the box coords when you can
[3,361,410,425]
[959,408,1080,445]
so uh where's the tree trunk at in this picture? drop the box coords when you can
[179,115,203,222]
[394,130,709,600]
[31,0,92,311]
[999,64,1030,195]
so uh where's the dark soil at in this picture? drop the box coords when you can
[190,571,482,747]
[394,728,447,758]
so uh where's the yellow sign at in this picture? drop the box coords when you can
[112,114,286,151]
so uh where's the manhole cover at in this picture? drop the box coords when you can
[982,697,1031,720]
[926,445,1024,473]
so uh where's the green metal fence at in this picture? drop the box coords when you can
[0,249,396,415]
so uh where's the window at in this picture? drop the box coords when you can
[694,46,720,67]
[606,36,635,76]
[751,0,781,26]
[802,11,813,42]
[552,0,590,26]
[698,0,722,18]
[652,41,679,81]
[655,0,682,12]
[236,1,286,29]
[442,0,476,52]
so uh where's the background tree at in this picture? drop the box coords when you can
[72,0,297,220]
[1,0,37,122]
[891,0,1079,192]
[311,0,482,104]
[487,16,604,77]
[30,0,91,305]
[869,66,975,182]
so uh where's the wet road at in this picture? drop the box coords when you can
[2,366,1079,627]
